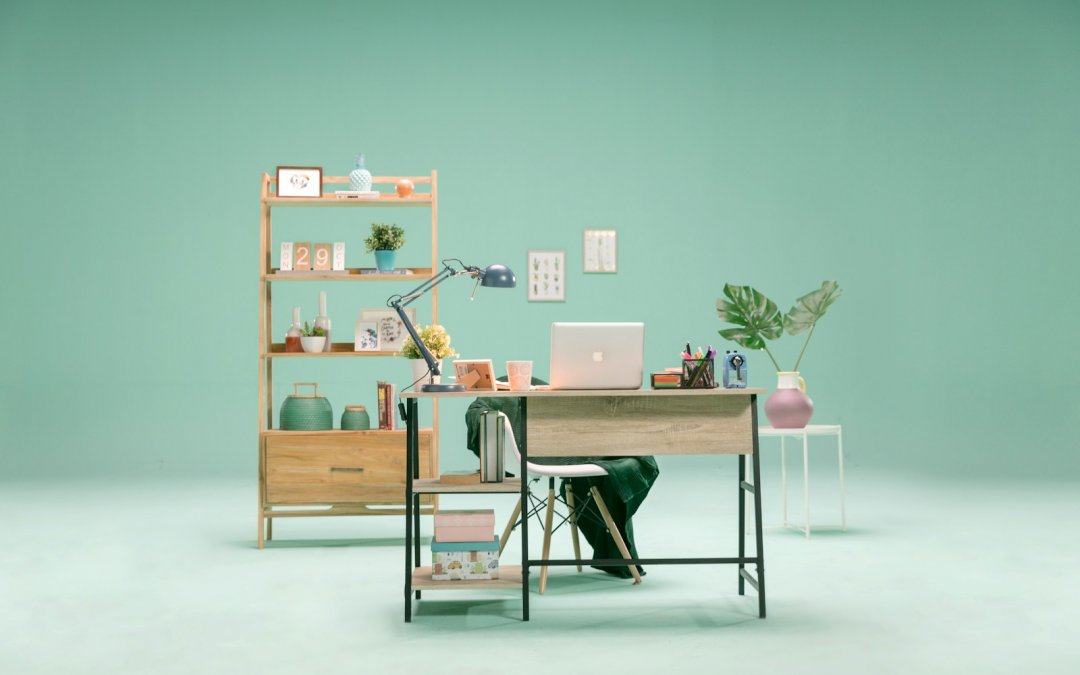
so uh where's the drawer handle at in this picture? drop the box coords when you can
[331,467,364,473]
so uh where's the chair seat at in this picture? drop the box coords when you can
[526,461,607,478]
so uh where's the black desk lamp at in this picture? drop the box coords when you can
[388,259,516,392]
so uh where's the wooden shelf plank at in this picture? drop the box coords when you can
[411,565,523,590]
[264,268,434,281]
[266,343,400,357]
[265,193,432,207]
[413,478,522,494]
[263,505,435,517]
[261,428,432,436]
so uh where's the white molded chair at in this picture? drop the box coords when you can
[493,412,642,592]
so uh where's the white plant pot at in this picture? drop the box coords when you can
[410,358,442,390]
[301,336,327,353]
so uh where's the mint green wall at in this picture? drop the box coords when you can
[2,0,1078,478]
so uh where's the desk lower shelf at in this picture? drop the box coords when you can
[411,566,523,591]
[413,478,522,494]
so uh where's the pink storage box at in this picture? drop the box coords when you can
[434,509,495,543]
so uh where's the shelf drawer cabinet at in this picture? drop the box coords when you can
[263,431,433,505]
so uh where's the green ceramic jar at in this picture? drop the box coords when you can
[280,382,333,430]
[341,405,371,431]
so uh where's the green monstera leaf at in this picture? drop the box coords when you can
[716,284,783,370]
[784,280,842,335]
[784,280,842,370]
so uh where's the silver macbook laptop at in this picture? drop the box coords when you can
[549,322,644,390]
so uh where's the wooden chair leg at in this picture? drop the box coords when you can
[565,485,583,572]
[257,515,265,550]
[266,517,273,541]
[499,497,522,556]
[590,487,642,585]
[540,481,556,594]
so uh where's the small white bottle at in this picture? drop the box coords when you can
[314,291,332,352]
[285,306,303,353]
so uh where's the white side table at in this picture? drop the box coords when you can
[758,424,846,538]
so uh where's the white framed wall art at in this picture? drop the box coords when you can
[583,228,617,273]
[527,250,565,302]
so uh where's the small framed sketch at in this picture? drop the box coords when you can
[360,308,417,352]
[527,250,565,302]
[452,359,496,391]
[276,166,323,198]
[583,229,617,273]
[354,321,379,351]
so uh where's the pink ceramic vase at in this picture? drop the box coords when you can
[764,371,813,428]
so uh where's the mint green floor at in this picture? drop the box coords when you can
[3,461,1077,674]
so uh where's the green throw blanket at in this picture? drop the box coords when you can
[465,394,659,578]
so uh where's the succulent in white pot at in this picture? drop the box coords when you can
[299,321,328,354]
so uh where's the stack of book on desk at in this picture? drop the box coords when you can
[431,509,499,580]
[651,367,683,389]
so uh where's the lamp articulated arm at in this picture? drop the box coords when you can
[385,258,513,392]
[389,260,478,377]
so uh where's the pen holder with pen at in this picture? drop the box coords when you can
[681,357,717,389]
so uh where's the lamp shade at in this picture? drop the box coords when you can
[480,264,516,288]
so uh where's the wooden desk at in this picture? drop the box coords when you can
[401,387,767,622]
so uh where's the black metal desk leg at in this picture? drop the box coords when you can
[520,397,530,621]
[751,396,766,618]
[404,397,417,622]
[738,453,746,595]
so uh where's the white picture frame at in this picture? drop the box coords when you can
[452,359,496,391]
[527,250,565,302]
[354,320,379,352]
[583,229,617,273]
[275,166,323,198]
[360,308,417,353]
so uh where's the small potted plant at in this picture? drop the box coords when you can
[300,321,328,353]
[401,324,459,388]
[365,222,405,273]
[715,280,841,428]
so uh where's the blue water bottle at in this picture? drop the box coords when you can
[723,351,747,388]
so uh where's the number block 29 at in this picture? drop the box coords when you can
[279,241,346,273]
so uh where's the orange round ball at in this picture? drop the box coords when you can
[396,179,414,197]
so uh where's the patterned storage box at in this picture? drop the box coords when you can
[431,536,500,581]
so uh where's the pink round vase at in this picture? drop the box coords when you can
[764,371,814,428]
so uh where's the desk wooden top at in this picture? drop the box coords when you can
[401,387,765,399]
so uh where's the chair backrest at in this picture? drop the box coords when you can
[497,411,524,471]
[486,409,608,480]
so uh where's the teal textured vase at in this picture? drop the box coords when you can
[279,384,333,430]
[349,153,372,192]
[341,406,371,430]
[374,249,396,272]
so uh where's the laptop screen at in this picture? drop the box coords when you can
[549,322,644,390]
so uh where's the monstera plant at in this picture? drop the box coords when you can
[715,281,842,372]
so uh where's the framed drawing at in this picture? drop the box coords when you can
[452,359,496,391]
[276,166,323,198]
[354,321,379,351]
[583,229,617,273]
[360,308,417,352]
[527,250,565,302]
